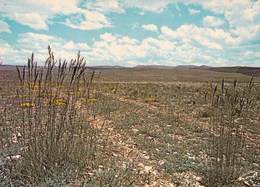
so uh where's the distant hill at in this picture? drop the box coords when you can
[0,65,125,71]
[0,65,20,71]
[133,65,174,69]
[133,65,212,70]
[175,65,211,69]
[174,65,196,69]
[1,64,259,77]
[192,65,212,69]
[209,66,260,77]
[133,65,260,77]
[88,65,125,70]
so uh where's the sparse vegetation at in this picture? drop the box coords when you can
[0,48,259,186]
[206,79,258,186]
[1,47,100,185]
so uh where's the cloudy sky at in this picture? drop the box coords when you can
[0,0,259,67]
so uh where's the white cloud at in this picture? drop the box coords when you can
[0,0,79,30]
[121,0,171,13]
[89,33,145,63]
[80,29,259,66]
[100,33,117,43]
[0,39,13,55]
[63,41,89,50]
[62,10,111,30]
[0,33,91,65]
[203,16,224,27]
[225,1,260,43]
[1,0,258,43]
[118,36,139,45]
[143,37,174,50]
[120,0,259,44]
[193,35,222,50]
[100,33,139,44]
[0,39,31,65]
[0,20,11,33]
[12,12,48,30]
[185,0,260,43]
[88,32,226,66]
[142,24,158,32]
[40,0,79,14]
[160,25,238,50]
[188,8,200,15]
[0,0,111,31]
[86,0,125,13]
[1,30,259,67]
[17,33,63,50]
[187,0,249,15]
[138,12,146,16]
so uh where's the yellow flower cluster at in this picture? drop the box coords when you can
[67,91,82,95]
[53,99,66,106]
[19,102,36,107]
[44,99,66,106]
[144,97,156,102]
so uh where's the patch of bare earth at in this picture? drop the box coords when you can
[68,100,204,186]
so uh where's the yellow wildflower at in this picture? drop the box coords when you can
[87,98,98,102]
[67,91,82,95]
[144,97,156,102]
[44,99,66,106]
[19,102,36,107]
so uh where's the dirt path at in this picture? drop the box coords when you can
[88,113,205,187]
[87,114,177,187]
[69,98,204,186]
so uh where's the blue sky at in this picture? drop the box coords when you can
[0,0,259,67]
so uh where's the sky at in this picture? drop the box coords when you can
[0,0,259,67]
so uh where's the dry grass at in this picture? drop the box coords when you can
[1,47,99,185]
[0,50,259,186]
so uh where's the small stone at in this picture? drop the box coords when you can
[159,160,165,165]
[195,176,202,182]
[144,165,152,173]
[112,153,118,157]
[17,132,22,138]
[7,155,21,160]
[252,163,258,167]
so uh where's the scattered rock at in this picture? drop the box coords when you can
[6,155,21,160]
[237,170,259,187]
[144,165,153,173]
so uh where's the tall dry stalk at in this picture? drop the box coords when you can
[3,46,97,185]
[207,78,255,186]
